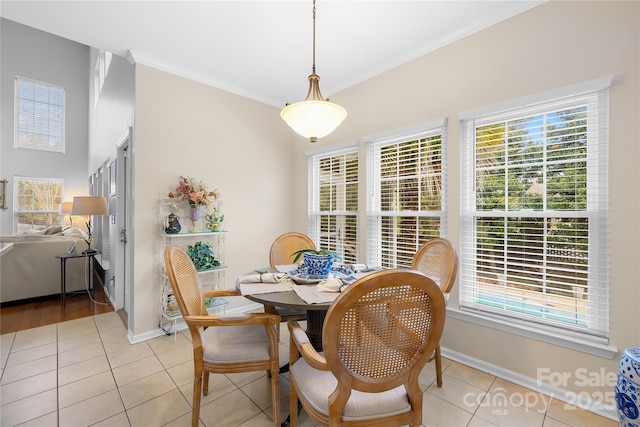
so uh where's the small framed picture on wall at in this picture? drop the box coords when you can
[109,160,117,196]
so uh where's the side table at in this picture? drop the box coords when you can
[55,251,98,306]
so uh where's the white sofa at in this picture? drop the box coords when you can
[0,226,91,304]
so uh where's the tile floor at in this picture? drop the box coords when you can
[0,312,618,427]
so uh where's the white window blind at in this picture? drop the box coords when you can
[366,121,447,269]
[308,147,359,263]
[15,77,65,153]
[459,84,609,340]
[14,177,64,234]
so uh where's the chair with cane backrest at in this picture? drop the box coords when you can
[164,245,281,427]
[411,237,458,387]
[265,232,315,322]
[287,269,446,427]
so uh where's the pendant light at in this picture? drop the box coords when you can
[281,0,347,143]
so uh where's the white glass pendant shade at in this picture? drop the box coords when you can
[282,72,347,142]
[281,100,347,142]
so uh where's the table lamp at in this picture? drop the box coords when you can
[58,201,73,225]
[71,196,107,254]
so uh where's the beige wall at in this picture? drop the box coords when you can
[291,0,639,415]
[131,65,295,338]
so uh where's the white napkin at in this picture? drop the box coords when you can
[316,278,343,293]
[238,272,288,283]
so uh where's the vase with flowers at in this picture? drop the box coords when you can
[168,176,220,232]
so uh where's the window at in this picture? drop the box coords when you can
[15,77,65,153]
[14,177,64,233]
[366,120,447,269]
[309,147,359,263]
[459,80,610,340]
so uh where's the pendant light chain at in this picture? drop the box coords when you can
[312,0,317,75]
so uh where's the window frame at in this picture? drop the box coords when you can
[308,145,360,263]
[458,77,611,346]
[14,76,66,153]
[14,176,64,234]
[365,119,448,269]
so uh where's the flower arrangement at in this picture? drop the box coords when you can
[168,176,219,206]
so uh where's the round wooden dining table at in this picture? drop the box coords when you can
[235,268,332,350]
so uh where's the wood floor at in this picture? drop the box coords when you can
[0,280,114,335]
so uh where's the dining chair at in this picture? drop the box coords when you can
[164,245,281,427]
[287,269,446,427]
[411,237,458,387]
[265,232,315,323]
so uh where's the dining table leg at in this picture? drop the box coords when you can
[305,310,326,351]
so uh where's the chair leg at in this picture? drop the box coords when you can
[289,383,299,427]
[435,344,443,387]
[270,367,280,427]
[203,371,210,395]
[192,373,203,427]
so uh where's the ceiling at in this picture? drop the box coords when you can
[1,1,545,108]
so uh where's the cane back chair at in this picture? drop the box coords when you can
[411,237,458,387]
[287,269,446,426]
[164,245,281,427]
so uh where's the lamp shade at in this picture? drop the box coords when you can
[58,202,73,215]
[71,196,108,215]
[281,100,347,141]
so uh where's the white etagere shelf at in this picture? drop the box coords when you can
[159,198,229,335]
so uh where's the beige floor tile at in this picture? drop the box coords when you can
[226,370,267,388]
[58,342,106,368]
[118,370,177,410]
[155,343,193,369]
[127,388,191,427]
[5,342,57,367]
[199,388,262,427]
[474,390,546,426]
[178,374,238,407]
[146,331,191,355]
[0,388,57,426]
[427,372,489,413]
[545,398,617,427]
[0,333,16,368]
[240,375,281,411]
[162,412,205,427]
[57,331,102,353]
[106,341,154,369]
[59,389,125,426]
[422,392,474,427]
[542,415,571,427]
[490,377,551,414]
[0,354,57,385]
[239,411,277,426]
[112,354,165,388]
[0,370,57,405]
[57,354,111,386]
[99,326,131,353]
[167,360,195,388]
[92,411,131,427]
[468,415,499,427]
[93,312,125,331]
[11,325,57,353]
[419,364,438,390]
[57,316,98,341]
[58,370,117,408]
[444,361,497,390]
[14,411,58,426]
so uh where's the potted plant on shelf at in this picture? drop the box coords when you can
[187,241,220,271]
[291,249,342,278]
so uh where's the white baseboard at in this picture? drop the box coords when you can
[442,347,618,422]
